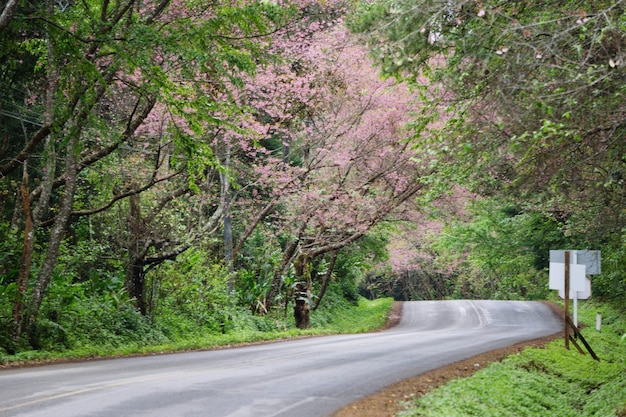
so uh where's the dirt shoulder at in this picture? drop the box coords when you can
[331,301,564,417]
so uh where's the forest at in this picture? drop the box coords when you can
[0,0,624,357]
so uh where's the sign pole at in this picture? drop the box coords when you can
[564,250,570,350]
[573,251,579,328]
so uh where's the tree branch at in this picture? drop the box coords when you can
[0,0,19,31]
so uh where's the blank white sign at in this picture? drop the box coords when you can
[549,262,590,299]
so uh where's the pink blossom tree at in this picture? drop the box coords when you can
[229,23,430,327]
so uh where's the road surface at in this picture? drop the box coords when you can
[0,300,561,417]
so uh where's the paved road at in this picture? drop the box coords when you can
[0,300,561,417]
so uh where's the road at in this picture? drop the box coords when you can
[0,300,561,417]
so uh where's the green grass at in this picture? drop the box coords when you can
[0,297,395,366]
[311,295,395,333]
[400,300,626,417]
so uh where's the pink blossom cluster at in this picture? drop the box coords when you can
[236,22,427,251]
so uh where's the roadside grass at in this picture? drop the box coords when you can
[0,297,394,366]
[399,300,626,417]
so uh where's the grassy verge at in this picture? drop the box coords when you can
[399,300,626,417]
[0,297,394,367]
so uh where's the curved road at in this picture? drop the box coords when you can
[0,300,561,417]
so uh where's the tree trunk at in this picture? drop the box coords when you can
[313,251,337,311]
[293,282,311,329]
[19,0,60,337]
[266,238,299,311]
[125,192,149,314]
[26,135,79,333]
[13,169,33,342]
[127,256,147,315]
[219,140,233,289]
[293,254,312,329]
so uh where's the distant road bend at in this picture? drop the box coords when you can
[0,300,561,417]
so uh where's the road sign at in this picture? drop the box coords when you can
[549,250,601,274]
[549,262,591,299]
[549,250,599,336]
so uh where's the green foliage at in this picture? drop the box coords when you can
[152,249,238,334]
[37,264,148,346]
[428,199,565,300]
[401,300,626,417]
[311,293,394,333]
[0,225,18,353]
[403,363,585,417]
[0,0,306,347]
[57,233,123,290]
[235,227,283,313]
[1,216,393,359]
[592,236,626,300]
[332,251,366,304]
[334,233,390,303]
[349,0,626,300]
[0,287,394,364]
[346,0,444,76]
[31,275,167,352]
[0,285,16,354]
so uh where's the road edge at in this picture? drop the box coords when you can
[330,300,564,417]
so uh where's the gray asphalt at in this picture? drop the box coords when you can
[0,300,562,417]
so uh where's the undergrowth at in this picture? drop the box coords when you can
[0,294,394,366]
[400,300,626,417]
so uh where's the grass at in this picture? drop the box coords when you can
[399,299,626,417]
[0,296,395,366]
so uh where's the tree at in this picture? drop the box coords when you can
[428,199,566,299]
[349,0,626,295]
[350,0,625,234]
[0,0,298,342]
[233,24,429,327]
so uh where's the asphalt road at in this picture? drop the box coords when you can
[0,300,562,417]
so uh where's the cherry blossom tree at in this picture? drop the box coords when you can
[349,0,626,299]
[229,23,429,327]
[349,0,626,239]
[0,0,431,339]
